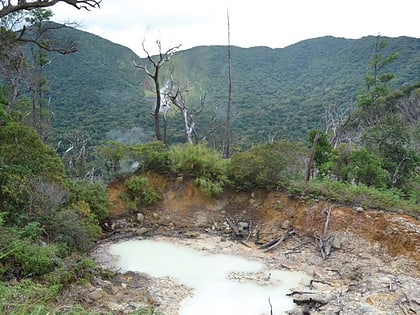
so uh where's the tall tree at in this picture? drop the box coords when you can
[26,8,54,141]
[223,9,233,158]
[357,35,398,126]
[133,40,181,144]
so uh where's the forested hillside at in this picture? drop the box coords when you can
[42,25,420,146]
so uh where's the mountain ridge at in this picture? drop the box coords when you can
[42,24,420,146]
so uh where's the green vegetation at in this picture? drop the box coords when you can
[229,141,307,191]
[168,144,229,195]
[125,175,162,206]
[0,4,419,314]
[33,25,420,147]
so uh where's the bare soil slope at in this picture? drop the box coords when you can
[83,177,420,314]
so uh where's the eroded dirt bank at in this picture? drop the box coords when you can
[67,178,420,314]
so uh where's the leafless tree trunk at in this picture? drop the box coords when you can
[133,40,181,144]
[306,132,320,181]
[324,102,353,148]
[223,10,232,158]
[166,80,205,144]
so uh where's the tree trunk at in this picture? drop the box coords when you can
[224,10,232,158]
[306,132,320,181]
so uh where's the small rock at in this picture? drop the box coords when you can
[134,227,151,235]
[332,236,341,249]
[353,206,364,213]
[92,276,112,288]
[88,288,105,301]
[136,212,144,223]
[238,222,249,229]
[281,220,291,229]
[184,231,200,238]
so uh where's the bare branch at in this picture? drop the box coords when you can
[1,1,101,18]
[133,39,181,143]
[15,25,77,54]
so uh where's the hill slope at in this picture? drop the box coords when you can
[44,25,420,145]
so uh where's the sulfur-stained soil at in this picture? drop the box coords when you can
[63,176,420,314]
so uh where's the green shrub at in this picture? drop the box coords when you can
[67,179,109,223]
[326,145,389,188]
[125,175,161,206]
[0,279,59,314]
[229,141,307,191]
[0,228,59,278]
[0,122,67,225]
[129,141,170,174]
[49,208,102,252]
[168,144,229,195]
[195,177,224,196]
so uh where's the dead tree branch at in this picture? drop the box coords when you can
[133,40,181,143]
[258,228,295,252]
[314,205,338,259]
[0,0,101,18]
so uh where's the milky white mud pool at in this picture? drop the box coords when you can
[108,239,309,315]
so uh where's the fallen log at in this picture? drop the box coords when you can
[258,228,295,252]
[292,294,334,306]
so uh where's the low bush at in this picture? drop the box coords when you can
[67,179,110,223]
[229,141,307,191]
[287,179,420,216]
[129,141,170,174]
[168,144,229,195]
[125,175,162,207]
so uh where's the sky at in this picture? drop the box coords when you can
[51,0,420,57]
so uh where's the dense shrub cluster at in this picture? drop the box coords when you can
[125,175,162,207]
[228,141,308,191]
[168,144,229,195]
[0,118,108,286]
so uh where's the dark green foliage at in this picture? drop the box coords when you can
[229,141,308,191]
[67,179,110,223]
[308,130,332,168]
[361,114,420,188]
[0,122,66,224]
[36,25,420,146]
[129,141,170,174]
[333,146,389,187]
[168,144,229,195]
[42,23,147,145]
[47,207,102,252]
[125,175,162,206]
[0,122,65,179]
[0,223,60,278]
[96,140,130,178]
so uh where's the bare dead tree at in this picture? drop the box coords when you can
[223,9,232,158]
[397,91,420,128]
[323,102,353,148]
[166,79,205,144]
[133,40,181,144]
[0,0,101,18]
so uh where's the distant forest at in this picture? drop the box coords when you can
[38,25,420,148]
